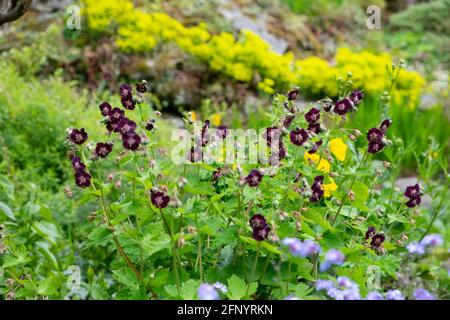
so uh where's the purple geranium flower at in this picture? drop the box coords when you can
[245,169,263,187]
[198,284,219,300]
[150,189,170,209]
[290,128,309,146]
[386,289,405,300]
[68,128,88,145]
[413,288,435,300]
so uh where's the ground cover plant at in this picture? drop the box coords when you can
[0,0,448,301]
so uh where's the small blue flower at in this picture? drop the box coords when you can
[284,295,300,300]
[421,234,443,248]
[386,289,405,300]
[413,288,435,300]
[342,288,361,300]
[406,242,426,255]
[320,249,345,271]
[365,292,384,300]
[213,282,227,293]
[298,240,320,257]
[327,287,344,300]
[198,283,219,300]
[315,279,334,291]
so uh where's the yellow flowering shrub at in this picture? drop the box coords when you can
[82,0,426,108]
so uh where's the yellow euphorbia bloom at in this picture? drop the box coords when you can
[304,152,331,173]
[323,178,338,197]
[329,138,348,161]
[190,111,198,122]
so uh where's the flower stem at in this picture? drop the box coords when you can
[246,244,261,296]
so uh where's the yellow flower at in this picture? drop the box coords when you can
[304,152,330,173]
[323,178,338,197]
[190,111,198,122]
[329,138,347,161]
[211,113,221,126]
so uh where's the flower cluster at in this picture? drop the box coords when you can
[281,238,320,257]
[150,188,170,209]
[249,214,271,241]
[366,119,392,154]
[404,183,422,208]
[406,234,443,255]
[304,107,321,134]
[101,85,143,151]
[71,156,91,188]
[197,282,227,300]
[310,175,324,202]
[244,169,263,188]
[364,226,385,252]
[320,249,345,272]
[315,276,360,300]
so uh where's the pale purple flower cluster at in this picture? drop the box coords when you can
[320,249,345,271]
[197,283,219,300]
[315,276,360,300]
[281,238,320,258]
[386,289,405,300]
[413,288,436,300]
[406,234,443,255]
[197,282,227,300]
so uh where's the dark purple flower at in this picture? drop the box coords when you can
[305,107,320,124]
[108,107,125,123]
[283,115,295,128]
[136,82,147,93]
[249,214,267,229]
[121,97,136,110]
[68,128,88,145]
[71,156,86,173]
[264,127,281,147]
[368,141,385,154]
[290,128,309,146]
[212,168,222,182]
[287,87,300,101]
[188,146,203,163]
[365,226,376,240]
[99,102,112,116]
[333,98,352,115]
[349,90,364,105]
[406,196,421,208]
[380,119,392,133]
[307,122,321,134]
[404,184,420,199]
[119,84,133,99]
[117,117,137,135]
[310,175,324,202]
[308,140,323,154]
[245,169,263,187]
[249,214,271,241]
[216,125,228,139]
[75,171,91,188]
[201,120,211,147]
[106,120,119,133]
[370,234,385,249]
[122,132,141,151]
[252,224,271,241]
[145,121,155,131]
[366,128,384,143]
[94,142,113,158]
[151,189,170,209]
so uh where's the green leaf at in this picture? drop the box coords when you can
[32,221,60,245]
[351,181,369,211]
[0,201,15,221]
[113,268,139,289]
[84,227,112,248]
[295,283,313,299]
[0,175,14,200]
[302,209,332,230]
[141,232,171,257]
[180,279,201,300]
[226,274,256,300]
[36,241,59,269]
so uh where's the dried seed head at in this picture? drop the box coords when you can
[348,190,355,201]
[6,291,15,300]
[278,211,288,221]
[169,196,182,207]
[107,173,114,181]
[383,161,391,169]
[187,226,197,234]
[0,243,6,255]
[295,220,302,230]
[348,134,357,141]
[63,186,74,198]
[177,237,186,248]
[6,278,15,287]
[88,212,97,222]
[149,159,156,168]
[155,111,162,117]
[177,177,188,188]
[115,180,122,189]
[376,169,383,177]
[353,129,362,137]
[401,234,409,241]
[300,207,308,212]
